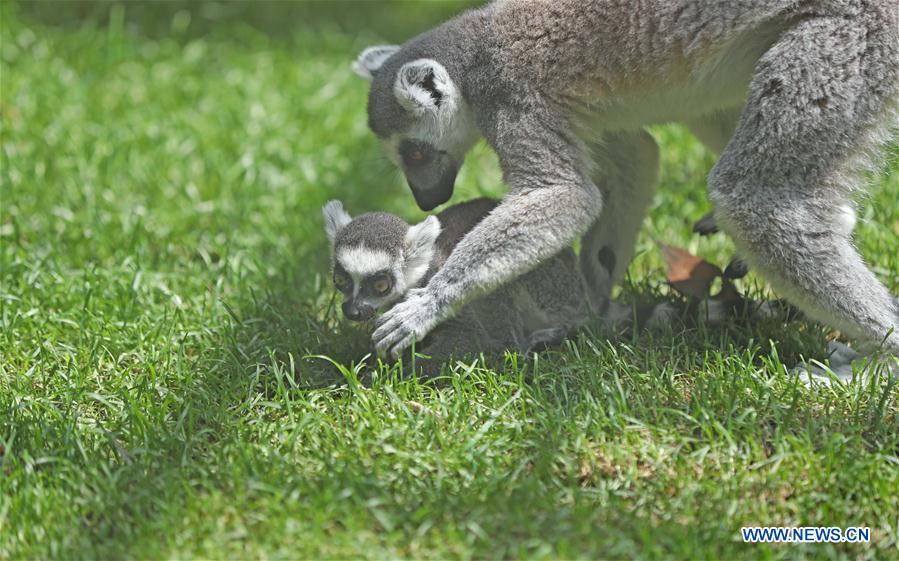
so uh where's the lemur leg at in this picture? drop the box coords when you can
[413,333,457,377]
[686,107,746,268]
[580,130,659,314]
[710,14,899,355]
[687,107,740,235]
[412,317,481,376]
[685,107,742,154]
[524,327,568,357]
[415,307,521,375]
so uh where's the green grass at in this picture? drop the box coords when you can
[2,2,898,559]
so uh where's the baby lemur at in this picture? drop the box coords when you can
[323,198,592,371]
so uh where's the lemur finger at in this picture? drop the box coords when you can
[373,320,400,355]
[375,320,413,357]
[374,330,401,357]
[373,309,401,336]
[391,333,416,359]
[372,318,392,339]
[693,212,719,236]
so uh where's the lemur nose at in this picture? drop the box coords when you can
[342,301,375,322]
[342,301,362,321]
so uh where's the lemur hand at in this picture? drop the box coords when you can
[373,287,442,358]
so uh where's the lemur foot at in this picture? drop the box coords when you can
[373,287,442,358]
[791,341,898,385]
[723,257,749,280]
[693,211,720,236]
[524,327,569,358]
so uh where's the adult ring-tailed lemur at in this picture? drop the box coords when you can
[352,0,899,360]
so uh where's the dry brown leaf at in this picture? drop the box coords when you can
[657,242,722,299]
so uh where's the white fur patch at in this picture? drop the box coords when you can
[337,247,394,278]
[352,45,399,81]
[836,204,857,236]
[404,216,441,287]
[394,59,460,124]
[387,59,479,166]
[322,200,352,246]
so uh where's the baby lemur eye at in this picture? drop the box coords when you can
[372,277,392,295]
[333,272,351,292]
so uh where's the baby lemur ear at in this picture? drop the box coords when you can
[394,59,457,117]
[404,216,441,283]
[352,45,400,81]
[322,200,352,246]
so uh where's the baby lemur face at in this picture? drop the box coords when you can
[322,200,441,322]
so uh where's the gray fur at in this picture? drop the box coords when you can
[323,198,592,373]
[333,212,408,257]
[357,0,899,358]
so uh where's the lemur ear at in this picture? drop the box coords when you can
[352,45,400,81]
[322,200,352,246]
[394,59,457,117]
[404,216,441,282]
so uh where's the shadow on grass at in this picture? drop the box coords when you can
[219,280,375,389]
[222,272,831,395]
[59,264,867,559]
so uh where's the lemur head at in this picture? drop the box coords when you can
[322,200,441,322]
[353,45,479,211]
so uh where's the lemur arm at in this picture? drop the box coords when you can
[373,108,602,357]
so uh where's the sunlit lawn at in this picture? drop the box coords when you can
[2,2,898,559]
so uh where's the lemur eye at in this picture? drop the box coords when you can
[373,277,392,295]
[403,149,428,167]
[333,272,351,292]
[400,141,434,168]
